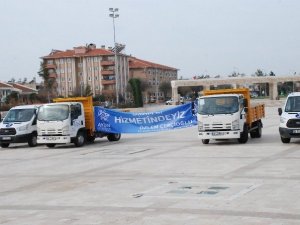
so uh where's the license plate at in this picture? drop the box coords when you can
[212,131,224,136]
[46,137,56,140]
[2,137,11,140]
[293,130,300,134]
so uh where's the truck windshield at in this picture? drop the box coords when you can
[3,108,35,123]
[198,96,239,115]
[285,96,300,112]
[37,105,69,121]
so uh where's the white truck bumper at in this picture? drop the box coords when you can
[37,136,71,144]
[198,130,241,139]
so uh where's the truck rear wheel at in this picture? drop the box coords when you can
[107,133,121,141]
[238,124,248,144]
[202,139,209,144]
[28,133,38,147]
[74,131,85,147]
[1,143,9,148]
[281,136,290,143]
[250,121,262,138]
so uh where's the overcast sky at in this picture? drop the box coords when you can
[1,0,300,82]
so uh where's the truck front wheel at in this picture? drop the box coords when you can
[202,139,209,144]
[74,131,86,147]
[107,133,121,141]
[46,144,55,148]
[281,136,290,143]
[1,143,9,148]
[238,124,249,144]
[28,133,38,147]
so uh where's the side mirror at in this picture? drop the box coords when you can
[244,107,248,113]
[243,99,248,108]
[278,108,282,116]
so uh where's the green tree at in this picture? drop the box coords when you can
[269,71,276,76]
[38,61,56,102]
[159,81,171,99]
[129,78,143,107]
[255,69,265,77]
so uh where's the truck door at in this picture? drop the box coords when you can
[70,103,84,137]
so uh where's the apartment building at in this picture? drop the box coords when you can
[42,44,129,99]
[42,44,178,102]
[129,57,178,101]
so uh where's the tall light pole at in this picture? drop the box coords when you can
[109,8,119,105]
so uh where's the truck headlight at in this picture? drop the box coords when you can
[18,124,29,131]
[198,122,203,131]
[232,119,239,130]
[62,126,70,135]
[280,117,286,124]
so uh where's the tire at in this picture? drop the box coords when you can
[86,135,95,143]
[28,133,38,147]
[74,131,85,147]
[250,122,262,138]
[46,144,56,148]
[107,133,121,142]
[238,124,248,144]
[202,139,209,144]
[281,136,290,143]
[1,143,10,148]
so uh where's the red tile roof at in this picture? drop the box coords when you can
[10,83,37,93]
[0,82,13,89]
[42,47,114,59]
[129,57,177,71]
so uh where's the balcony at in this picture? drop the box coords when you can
[102,80,116,85]
[46,64,56,69]
[101,60,115,66]
[102,69,114,75]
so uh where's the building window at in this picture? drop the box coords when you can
[94,67,98,71]
[69,86,72,91]
[47,60,53,64]
[67,58,71,63]
[61,69,65,74]
[61,77,65,82]
[94,57,98,62]
[78,63,82,68]
[60,59,64,64]
[68,77,71,82]
[95,76,98,80]
[88,76,91,81]
[96,85,99,90]
[89,67,92,71]
[68,68,72,73]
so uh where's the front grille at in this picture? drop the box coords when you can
[40,129,63,136]
[0,128,16,135]
[287,119,300,128]
[203,123,232,131]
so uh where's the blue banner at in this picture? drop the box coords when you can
[94,103,197,133]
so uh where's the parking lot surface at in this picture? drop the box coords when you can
[1,103,300,224]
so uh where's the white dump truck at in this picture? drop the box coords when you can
[0,105,40,148]
[37,96,121,148]
[278,92,300,143]
[197,88,265,144]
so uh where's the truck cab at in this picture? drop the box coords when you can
[278,92,300,143]
[198,94,247,144]
[197,88,264,144]
[0,105,39,148]
[37,102,86,148]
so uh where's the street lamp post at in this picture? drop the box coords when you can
[109,8,119,105]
